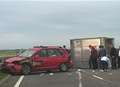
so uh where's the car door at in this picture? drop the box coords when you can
[47,48,66,69]
[32,49,50,70]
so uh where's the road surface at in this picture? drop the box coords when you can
[0,69,120,87]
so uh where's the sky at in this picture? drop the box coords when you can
[0,0,120,49]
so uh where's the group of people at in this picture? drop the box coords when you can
[89,45,120,71]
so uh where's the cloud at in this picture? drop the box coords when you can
[0,32,32,48]
[0,0,119,1]
[0,1,120,49]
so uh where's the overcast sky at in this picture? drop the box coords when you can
[0,0,120,49]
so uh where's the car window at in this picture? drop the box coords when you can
[19,50,36,57]
[47,49,64,57]
[39,50,47,57]
[55,49,64,56]
[47,49,58,57]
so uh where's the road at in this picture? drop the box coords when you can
[0,69,120,87]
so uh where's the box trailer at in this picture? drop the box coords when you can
[70,37,114,68]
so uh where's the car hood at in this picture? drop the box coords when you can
[5,56,26,63]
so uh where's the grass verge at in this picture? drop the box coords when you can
[0,71,8,80]
[0,50,16,57]
[0,50,16,81]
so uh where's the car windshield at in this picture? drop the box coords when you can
[19,50,36,57]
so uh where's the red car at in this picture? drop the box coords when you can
[2,46,73,75]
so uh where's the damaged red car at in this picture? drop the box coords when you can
[2,46,73,75]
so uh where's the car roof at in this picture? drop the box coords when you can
[30,46,64,51]
[30,48,42,51]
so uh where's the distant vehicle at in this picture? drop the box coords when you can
[2,46,73,75]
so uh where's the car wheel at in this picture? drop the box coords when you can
[22,64,31,75]
[60,64,68,72]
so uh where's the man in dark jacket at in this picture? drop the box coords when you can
[89,45,98,69]
[99,45,107,57]
[98,45,107,69]
[110,45,117,69]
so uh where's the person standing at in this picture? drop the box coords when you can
[117,46,120,68]
[98,45,107,69]
[99,45,107,57]
[89,45,93,69]
[110,45,117,69]
[63,45,71,54]
[89,45,98,69]
[89,54,92,69]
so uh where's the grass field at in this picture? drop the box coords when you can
[0,71,8,80]
[0,50,16,57]
[0,50,17,80]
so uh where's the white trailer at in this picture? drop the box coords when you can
[70,37,114,68]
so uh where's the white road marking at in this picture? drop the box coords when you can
[77,69,87,74]
[77,69,82,87]
[92,75,104,80]
[77,69,85,72]
[14,75,24,87]
[67,73,72,76]
[108,73,113,75]
[95,73,98,74]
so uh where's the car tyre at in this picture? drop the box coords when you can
[22,64,31,75]
[60,64,68,72]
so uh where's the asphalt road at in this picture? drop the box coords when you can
[0,69,120,87]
